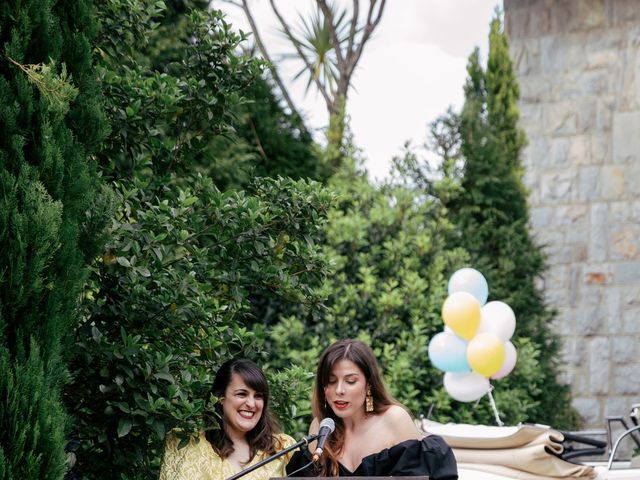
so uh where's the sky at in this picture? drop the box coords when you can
[219,0,503,181]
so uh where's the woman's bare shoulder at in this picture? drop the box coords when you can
[380,405,421,442]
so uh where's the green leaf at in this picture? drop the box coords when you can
[117,418,132,438]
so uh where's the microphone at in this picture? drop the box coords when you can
[311,418,335,462]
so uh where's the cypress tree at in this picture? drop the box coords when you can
[0,0,108,476]
[450,14,577,427]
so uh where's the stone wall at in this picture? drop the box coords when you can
[504,0,640,429]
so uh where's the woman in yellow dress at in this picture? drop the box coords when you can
[160,358,295,480]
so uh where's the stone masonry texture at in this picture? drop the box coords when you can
[504,0,640,429]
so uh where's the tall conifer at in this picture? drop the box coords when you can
[0,0,107,476]
[450,15,577,427]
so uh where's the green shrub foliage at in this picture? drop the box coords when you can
[206,75,326,190]
[69,176,332,478]
[0,0,108,477]
[64,1,333,477]
[266,157,469,434]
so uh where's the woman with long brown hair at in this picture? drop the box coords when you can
[286,339,457,479]
[160,358,295,480]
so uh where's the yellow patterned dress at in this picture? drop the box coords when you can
[159,431,296,480]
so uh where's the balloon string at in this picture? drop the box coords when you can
[487,384,504,427]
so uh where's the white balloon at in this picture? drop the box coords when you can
[491,341,518,380]
[479,301,516,342]
[443,372,490,402]
[448,268,489,306]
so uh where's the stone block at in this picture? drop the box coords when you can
[543,102,578,135]
[603,288,622,333]
[583,270,611,286]
[550,306,573,335]
[579,166,601,201]
[530,137,552,166]
[518,74,545,102]
[621,285,640,307]
[569,265,582,307]
[589,203,609,261]
[589,133,610,164]
[510,41,542,76]
[553,72,586,101]
[577,100,599,133]
[579,285,603,306]
[574,0,607,31]
[572,397,601,426]
[505,1,552,38]
[617,51,639,110]
[587,49,622,70]
[613,365,640,394]
[589,336,610,394]
[519,104,544,137]
[622,308,640,333]
[631,200,640,222]
[544,263,569,288]
[610,202,629,222]
[612,0,640,25]
[579,70,610,96]
[610,226,640,260]
[596,96,615,131]
[586,28,626,51]
[565,225,589,245]
[569,373,590,396]
[613,262,640,284]
[545,286,569,306]
[604,397,630,418]
[540,168,576,202]
[549,137,570,166]
[626,164,640,197]
[607,308,624,334]
[575,306,604,335]
[562,337,586,367]
[559,204,589,224]
[530,206,553,228]
[569,135,592,164]
[613,111,640,163]
[600,165,627,200]
[546,242,584,264]
[612,337,636,364]
[537,224,564,244]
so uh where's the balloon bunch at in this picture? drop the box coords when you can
[428,268,517,403]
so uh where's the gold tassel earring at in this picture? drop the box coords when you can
[365,386,374,413]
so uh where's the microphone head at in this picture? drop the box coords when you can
[319,417,335,433]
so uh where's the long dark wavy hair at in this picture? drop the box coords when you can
[312,339,398,475]
[205,358,282,463]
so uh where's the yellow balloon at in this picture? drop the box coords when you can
[442,292,481,340]
[467,333,506,377]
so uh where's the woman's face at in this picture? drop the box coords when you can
[220,372,264,438]
[324,359,367,419]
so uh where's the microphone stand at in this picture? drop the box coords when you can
[226,434,318,480]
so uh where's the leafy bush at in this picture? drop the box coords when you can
[68,176,332,478]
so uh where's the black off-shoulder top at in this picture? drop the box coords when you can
[286,435,458,479]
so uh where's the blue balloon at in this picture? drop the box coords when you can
[428,332,471,373]
[448,268,489,306]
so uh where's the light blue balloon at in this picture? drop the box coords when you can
[448,267,489,306]
[428,332,471,373]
